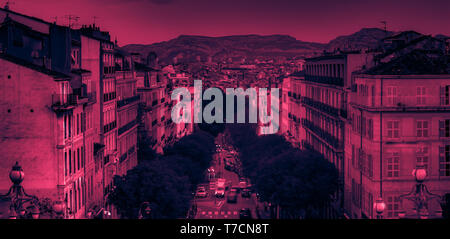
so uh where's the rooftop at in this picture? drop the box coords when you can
[362,50,450,75]
[0,53,71,79]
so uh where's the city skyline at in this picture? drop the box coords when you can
[3,0,450,46]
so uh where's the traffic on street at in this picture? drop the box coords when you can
[190,133,270,219]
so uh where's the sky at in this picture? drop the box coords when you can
[4,0,450,46]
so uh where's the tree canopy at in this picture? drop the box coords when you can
[108,130,215,219]
[226,123,338,218]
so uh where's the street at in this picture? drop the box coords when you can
[192,133,268,219]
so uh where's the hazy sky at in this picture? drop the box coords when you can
[6,0,450,46]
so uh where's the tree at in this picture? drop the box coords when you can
[109,130,216,218]
[226,123,338,218]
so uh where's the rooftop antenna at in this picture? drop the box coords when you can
[65,14,80,28]
[4,0,15,10]
[381,21,387,35]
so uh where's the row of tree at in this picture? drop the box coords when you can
[226,124,339,218]
[108,130,215,219]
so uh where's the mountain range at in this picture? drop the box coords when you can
[121,28,442,65]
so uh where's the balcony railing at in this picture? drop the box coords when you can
[117,95,140,108]
[52,94,78,107]
[118,119,137,135]
[103,92,117,102]
[301,96,347,119]
[302,119,343,149]
[119,153,127,163]
[304,75,344,87]
[104,120,117,134]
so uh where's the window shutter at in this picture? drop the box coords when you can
[440,86,446,105]
[439,146,445,177]
[439,120,445,137]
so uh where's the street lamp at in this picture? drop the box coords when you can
[138,202,151,219]
[374,197,386,219]
[0,162,40,219]
[398,165,442,219]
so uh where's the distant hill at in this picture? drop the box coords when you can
[326,28,394,51]
[122,34,326,64]
[121,28,423,65]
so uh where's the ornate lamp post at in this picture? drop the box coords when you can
[0,162,40,219]
[374,197,386,219]
[398,165,442,219]
[138,201,151,219]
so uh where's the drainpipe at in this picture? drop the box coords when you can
[379,78,384,207]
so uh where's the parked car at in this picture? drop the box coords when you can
[196,186,208,198]
[239,208,252,219]
[231,186,241,193]
[227,189,238,203]
[239,180,247,190]
[215,179,226,197]
[241,188,251,198]
[224,160,234,171]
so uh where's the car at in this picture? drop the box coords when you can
[196,186,208,198]
[239,180,247,190]
[224,160,234,171]
[215,178,226,197]
[239,208,252,219]
[227,189,238,203]
[231,186,241,193]
[241,188,251,198]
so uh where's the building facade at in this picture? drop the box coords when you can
[345,74,450,219]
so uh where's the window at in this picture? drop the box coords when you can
[416,120,429,137]
[416,86,426,105]
[69,149,72,174]
[386,86,398,105]
[441,85,450,105]
[416,146,429,169]
[64,152,68,177]
[387,121,400,138]
[386,152,400,177]
[367,119,374,139]
[439,119,450,138]
[387,196,401,218]
[439,145,450,177]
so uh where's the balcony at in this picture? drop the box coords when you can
[52,94,85,111]
[301,96,347,119]
[304,75,344,87]
[103,92,117,102]
[87,91,97,104]
[117,95,140,108]
[119,153,127,163]
[118,119,138,135]
[302,119,343,149]
[103,120,117,134]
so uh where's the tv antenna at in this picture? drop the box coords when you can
[65,14,80,28]
[4,0,15,10]
[380,21,387,34]
[93,16,99,25]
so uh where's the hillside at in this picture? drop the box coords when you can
[121,28,403,64]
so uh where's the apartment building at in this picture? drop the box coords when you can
[280,71,305,148]
[0,7,127,218]
[345,60,450,219]
[115,49,139,176]
[0,11,95,219]
[135,55,168,154]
